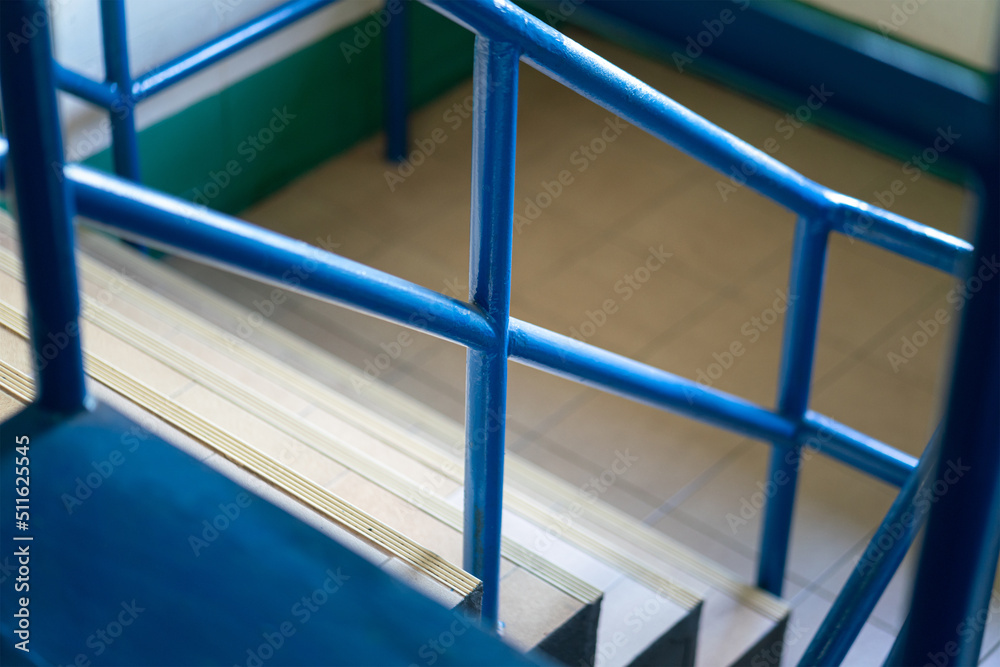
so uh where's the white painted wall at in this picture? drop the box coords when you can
[51,0,383,160]
[799,0,999,71]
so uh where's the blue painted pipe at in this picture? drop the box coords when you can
[100,0,142,182]
[894,76,1000,665]
[0,0,88,413]
[66,164,497,352]
[799,425,943,666]
[416,0,972,278]
[131,0,342,101]
[800,412,917,488]
[506,320,917,485]
[464,36,519,629]
[827,196,973,276]
[758,216,829,596]
[54,63,118,109]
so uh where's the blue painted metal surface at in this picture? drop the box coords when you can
[384,0,409,161]
[52,0,412,180]
[0,0,88,414]
[66,164,497,352]
[100,0,141,181]
[799,425,944,666]
[758,216,829,597]
[54,63,119,109]
[130,0,340,101]
[464,36,519,628]
[0,403,540,666]
[894,75,1000,666]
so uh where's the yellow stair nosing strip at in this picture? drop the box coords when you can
[0,297,599,606]
[0,223,781,617]
[0,334,478,597]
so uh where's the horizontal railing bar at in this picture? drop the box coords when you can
[131,0,342,102]
[418,0,973,277]
[54,63,117,109]
[65,164,498,351]
[826,194,973,276]
[800,412,918,487]
[58,161,920,489]
[507,319,917,485]
[508,318,796,443]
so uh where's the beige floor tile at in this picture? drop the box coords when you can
[819,234,955,352]
[669,442,897,587]
[811,359,940,458]
[859,294,960,394]
[641,276,851,408]
[507,360,590,434]
[620,178,796,290]
[518,238,721,358]
[541,388,747,504]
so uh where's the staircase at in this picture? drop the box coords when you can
[0,212,788,665]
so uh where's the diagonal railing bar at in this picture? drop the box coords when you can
[799,424,944,666]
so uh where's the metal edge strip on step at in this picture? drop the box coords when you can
[0,236,772,620]
[76,245,787,621]
[0,287,600,608]
[0,234,779,619]
[0,343,479,599]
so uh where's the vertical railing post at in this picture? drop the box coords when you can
[758,216,829,596]
[893,86,999,666]
[100,0,141,181]
[383,0,408,162]
[0,0,88,413]
[464,36,519,629]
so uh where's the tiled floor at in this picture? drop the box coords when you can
[171,26,996,665]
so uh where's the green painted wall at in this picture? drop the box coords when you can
[84,3,475,215]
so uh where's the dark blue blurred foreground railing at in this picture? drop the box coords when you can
[1,0,996,660]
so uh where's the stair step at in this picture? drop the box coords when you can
[1,213,788,665]
[68,225,709,665]
[0,219,607,664]
[127,249,789,666]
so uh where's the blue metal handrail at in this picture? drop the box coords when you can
[2,0,996,658]
[53,0,408,179]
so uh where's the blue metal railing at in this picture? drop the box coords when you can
[1,0,997,660]
[52,0,409,180]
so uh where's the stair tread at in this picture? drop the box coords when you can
[0,214,787,665]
